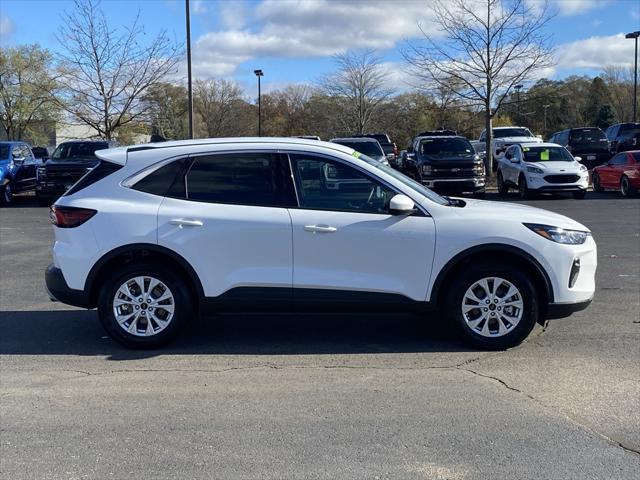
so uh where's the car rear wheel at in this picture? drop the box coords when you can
[1,182,13,205]
[592,173,603,192]
[620,176,636,197]
[445,264,538,350]
[98,263,193,349]
[497,172,508,195]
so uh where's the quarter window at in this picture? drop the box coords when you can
[289,153,397,214]
[185,152,293,207]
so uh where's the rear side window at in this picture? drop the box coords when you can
[64,161,123,196]
[132,159,187,197]
[185,152,294,207]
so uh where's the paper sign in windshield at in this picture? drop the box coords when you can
[540,149,550,161]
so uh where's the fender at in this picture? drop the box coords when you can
[84,243,205,300]
[430,243,554,304]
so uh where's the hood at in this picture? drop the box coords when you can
[494,136,541,144]
[524,160,583,173]
[456,198,589,231]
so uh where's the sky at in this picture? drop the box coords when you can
[1,0,639,96]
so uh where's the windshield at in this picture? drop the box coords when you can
[620,125,640,137]
[523,146,574,162]
[335,141,383,157]
[358,153,449,206]
[571,129,606,144]
[420,137,474,155]
[52,142,108,160]
[494,128,534,138]
[0,145,10,160]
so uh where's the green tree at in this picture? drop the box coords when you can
[0,44,60,141]
[143,82,188,140]
[585,77,613,128]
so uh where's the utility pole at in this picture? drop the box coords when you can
[185,0,194,139]
[254,69,263,136]
[543,104,551,133]
[626,31,640,122]
[515,84,523,125]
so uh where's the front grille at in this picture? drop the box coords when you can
[44,167,91,181]
[430,167,476,178]
[544,174,580,184]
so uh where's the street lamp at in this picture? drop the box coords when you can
[514,84,523,125]
[254,69,264,136]
[543,104,551,133]
[626,31,640,122]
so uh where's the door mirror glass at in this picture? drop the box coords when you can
[389,194,415,215]
[573,156,582,163]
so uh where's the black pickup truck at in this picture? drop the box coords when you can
[36,140,112,206]
[402,135,486,198]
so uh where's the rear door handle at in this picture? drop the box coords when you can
[304,224,337,233]
[170,218,203,228]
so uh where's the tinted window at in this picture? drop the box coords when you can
[0,145,9,159]
[522,146,574,162]
[334,141,383,157]
[31,147,49,158]
[611,154,628,165]
[619,124,640,137]
[420,138,474,155]
[64,161,123,196]
[290,153,397,214]
[52,142,109,160]
[632,152,640,162]
[132,159,187,197]
[185,152,292,207]
[570,129,606,144]
[494,128,533,138]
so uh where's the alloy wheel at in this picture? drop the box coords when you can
[112,276,175,337]
[461,277,524,337]
[621,177,629,197]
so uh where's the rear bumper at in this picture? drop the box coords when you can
[545,297,593,319]
[45,264,93,309]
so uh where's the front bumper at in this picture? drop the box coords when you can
[45,264,93,309]
[526,173,589,192]
[421,177,485,192]
[546,297,593,319]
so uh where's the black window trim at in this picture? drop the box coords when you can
[282,149,428,217]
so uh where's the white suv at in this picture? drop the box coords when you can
[45,138,596,350]
[497,143,589,199]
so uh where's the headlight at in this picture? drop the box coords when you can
[473,163,485,175]
[526,166,543,174]
[524,223,590,245]
[579,164,588,172]
[421,165,432,175]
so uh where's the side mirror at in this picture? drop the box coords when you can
[389,194,416,215]
[12,156,25,165]
[573,156,582,162]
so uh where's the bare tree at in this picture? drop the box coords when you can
[320,49,394,134]
[267,85,314,136]
[602,65,634,123]
[56,0,181,140]
[193,78,244,138]
[0,45,60,141]
[404,0,555,173]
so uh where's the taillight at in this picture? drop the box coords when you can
[50,205,97,228]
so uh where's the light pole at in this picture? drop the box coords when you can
[185,0,194,139]
[254,69,263,136]
[543,104,551,134]
[514,84,523,125]
[626,31,640,122]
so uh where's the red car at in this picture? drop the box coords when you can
[592,150,640,197]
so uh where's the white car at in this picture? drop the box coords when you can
[478,126,542,163]
[497,143,589,199]
[45,138,596,350]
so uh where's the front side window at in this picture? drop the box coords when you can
[290,153,397,214]
[185,152,293,207]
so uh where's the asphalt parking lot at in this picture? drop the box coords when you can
[1,192,638,479]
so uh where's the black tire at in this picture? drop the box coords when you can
[445,263,539,350]
[98,263,194,349]
[1,182,14,205]
[497,172,508,195]
[518,174,530,199]
[473,190,486,199]
[572,190,586,199]
[620,176,636,197]
[592,173,603,192]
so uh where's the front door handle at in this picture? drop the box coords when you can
[170,218,203,228]
[304,224,337,233]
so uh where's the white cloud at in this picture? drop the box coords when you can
[555,33,636,70]
[191,0,441,76]
[527,0,609,16]
[192,0,208,14]
[0,15,14,40]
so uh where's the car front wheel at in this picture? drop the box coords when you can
[446,264,538,350]
[497,172,508,195]
[98,263,193,349]
[592,173,603,192]
[1,182,13,205]
[621,176,636,197]
[518,175,530,199]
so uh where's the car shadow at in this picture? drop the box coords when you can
[481,191,636,202]
[0,310,469,360]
